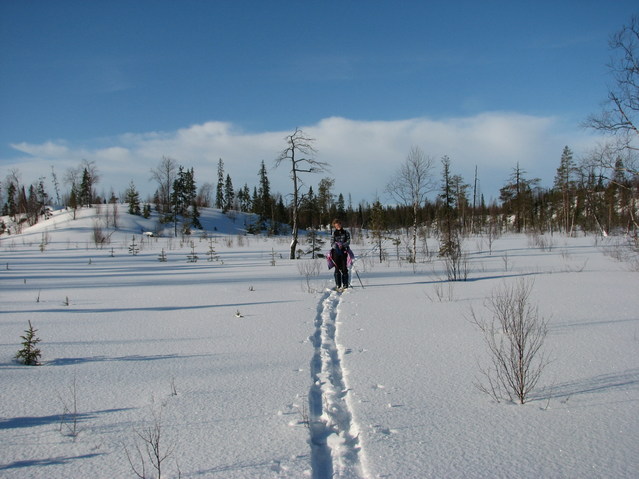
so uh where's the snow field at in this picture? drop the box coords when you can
[336,237,639,478]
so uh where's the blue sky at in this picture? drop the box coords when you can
[1,1,637,204]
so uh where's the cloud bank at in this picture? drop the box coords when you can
[4,113,602,205]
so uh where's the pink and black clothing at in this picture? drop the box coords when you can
[330,227,351,288]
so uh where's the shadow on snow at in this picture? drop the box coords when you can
[0,408,132,431]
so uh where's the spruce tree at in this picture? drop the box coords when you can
[370,199,387,262]
[224,174,234,213]
[216,158,225,209]
[257,160,272,224]
[3,182,17,218]
[16,321,42,366]
[125,181,142,215]
[438,156,461,258]
[237,184,251,212]
[79,168,92,206]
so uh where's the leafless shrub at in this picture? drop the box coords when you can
[527,232,555,252]
[125,403,180,479]
[501,251,511,271]
[297,259,321,293]
[92,220,110,248]
[443,246,470,281]
[485,218,501,255]
[295,400,310,429]
[39,231,50,252]
[169,377,178,397]
[471,278,549,404]
[561,257,589,273]
[426,281,455,302]
[601,236,639,270]
[58,375,81,439]
[359,254,375,273]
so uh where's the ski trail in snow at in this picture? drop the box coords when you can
[309,290,368,479]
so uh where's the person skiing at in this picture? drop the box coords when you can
[330,219,351,290]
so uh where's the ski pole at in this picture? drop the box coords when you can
[351,261,365,288]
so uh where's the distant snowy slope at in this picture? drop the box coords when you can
[5,206,261,245]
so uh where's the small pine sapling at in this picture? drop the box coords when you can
[16,320,42,365]
[129,236,139,255]
[186,242,198,263]
[207,238,221,262]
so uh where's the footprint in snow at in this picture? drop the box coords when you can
[372,424,396,435]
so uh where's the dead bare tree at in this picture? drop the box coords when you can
[275,128,329,259]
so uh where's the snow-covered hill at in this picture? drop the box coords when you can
[1,208,638,478]
[4,205,260,241]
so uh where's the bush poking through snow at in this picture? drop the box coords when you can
[471,279,549,404]
[297,259,321,293]
[15,320,42,366]
[443,244,470,281]
[58,375,81,438]
[125,403,180,479]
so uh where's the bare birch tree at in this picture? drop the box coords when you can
[471,278,549,404]
[386,146,436,263]
[150,156,178,215]
[584,15,639,235]
[585,14,639,174]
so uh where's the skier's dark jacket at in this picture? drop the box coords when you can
[331,228,351,250]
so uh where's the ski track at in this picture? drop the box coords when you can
[308,290,368,479]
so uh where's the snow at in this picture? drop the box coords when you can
[1,207,638,478]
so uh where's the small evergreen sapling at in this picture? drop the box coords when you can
[186,242,198,263]
[16,320,42,365]
[128,236,139,255]
[206,238,221,262]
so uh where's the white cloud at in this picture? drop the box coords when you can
[3,113,603,204]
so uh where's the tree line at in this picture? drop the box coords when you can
[1,141,636,240]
